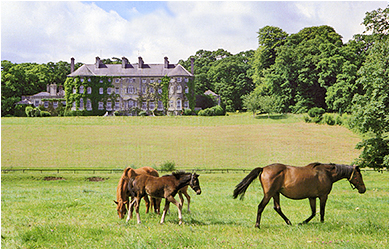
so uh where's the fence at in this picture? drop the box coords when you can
[1,168,254,174]
[1,168,384,174]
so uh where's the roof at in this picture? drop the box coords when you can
[68,63,193,78]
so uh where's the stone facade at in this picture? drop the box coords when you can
[66,56,194,115]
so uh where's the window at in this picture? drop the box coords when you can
[142,79,147,84]
[87,87,92,94]
[34,100,40,107]
[99,79,103,83]
[44,101,49,108]
[129,100,134,108]
[157,101,163,110]
[115,88,119,94]
[106,101,112,111]
[149,101,155,110]
[150,79,154,83]
[80,78,84,83]
[158,79,161,83]
[115,78,120,83]
[185,86,189,94]
[108,78,111,82]
[88,78,91,82]
[185,78,189,82]
[53,101,58,109]
[177,85,182,94]
[158,88,162,94]
[128,85,134,94]
[79,98,84,110]
[115,102,120,110]
[99,88,103,94]
[62,100,66,106]
[86,99,92,111]
[184,101,189,109]
[169,100,174,108]
[79,85,84,94]
[177,77,182,82]
[73,88,76,94]
[72,101,76,110]
[177,100,182,110]
[142,87,146,94]
[142,102,147,110]
[150,87,155,94]
[169,86,174,95]
[98,102,104,110]
[107,88,112,95]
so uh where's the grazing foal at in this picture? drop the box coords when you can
[127,171,201,225]
[114,166,160,219]
[233,162,366,228]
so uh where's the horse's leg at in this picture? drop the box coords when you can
[301,198,316,224]
[178,191,184,208]
[129,198,134,219]
[255,195,272,228]
[183,190,191,213]
[166,195,183,225]
[126,199,137,223]
[135,197,142,224]
[273,193,291,225]
[160,199,170,224]
[143,195,150,214]
[319,195,328,222]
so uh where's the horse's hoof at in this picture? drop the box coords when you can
[255,224,260,229]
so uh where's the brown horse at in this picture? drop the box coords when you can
[114,166,161,219]
[126,171,201,225]
[233,162,366,228]
[178,186,192,213]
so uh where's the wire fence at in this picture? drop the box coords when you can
[1,167,385,174]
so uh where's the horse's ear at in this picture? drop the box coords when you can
[129,169,137,178]
[114,200,118,205]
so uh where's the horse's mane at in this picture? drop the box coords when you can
[308,163,354,180]
[306,162,322,168]
[172,171,189,179]
[117,168,131,202]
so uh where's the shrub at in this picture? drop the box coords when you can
[138,111,147,116]
[198,105,225,116]
[303,115,311,123]
[25,106,34,117]
[160,161,176,172]
[40,111,51,117]
[308,107,325,118]
[183,109,194,116]
[323,113,335,125]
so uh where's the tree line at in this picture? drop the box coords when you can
[1,6,388,169]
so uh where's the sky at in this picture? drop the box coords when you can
[1,1,388,65]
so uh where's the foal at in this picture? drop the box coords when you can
[127,171,201,225]
[114,166,161,219]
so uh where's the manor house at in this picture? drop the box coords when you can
[67,56,194,115]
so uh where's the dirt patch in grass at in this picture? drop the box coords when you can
[44,176,65,181]
[86,176,108,182]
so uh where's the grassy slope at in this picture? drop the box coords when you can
[1,113,361,169]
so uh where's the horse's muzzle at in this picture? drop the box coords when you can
[358,186,366,194]
[196,189,202,195]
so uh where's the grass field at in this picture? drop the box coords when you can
[1,113,361,170]
[1,113,388,248]
[1,171,388,248]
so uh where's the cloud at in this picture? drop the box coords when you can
[1,1,387,65]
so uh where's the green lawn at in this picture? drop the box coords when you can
[1,113,361,169]
[1,113,388,248]
[1,171,388,248]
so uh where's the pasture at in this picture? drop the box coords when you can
[1,114,389,248]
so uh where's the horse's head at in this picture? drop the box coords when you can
[114,200,128,219]
[190,173,202,195]
[348,166,366,194]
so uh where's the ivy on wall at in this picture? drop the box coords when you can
[64,76,118,116]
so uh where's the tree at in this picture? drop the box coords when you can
[350,6,389,170]
[207,52,255,111]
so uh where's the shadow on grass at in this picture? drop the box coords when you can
[255,114,288,120]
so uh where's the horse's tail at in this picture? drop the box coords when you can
[233,167,263,200]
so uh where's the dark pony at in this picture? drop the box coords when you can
[233,162,366,228]
[114,166,161,219]
[127,170,201,225]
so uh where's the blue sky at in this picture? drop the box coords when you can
[1,1,388,64]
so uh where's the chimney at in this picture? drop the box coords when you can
[95,56,101,68]
[191,57,195,75]
[164,56,169,68]
[50,84,57,96]
[122,57,129,68]
[70,57,75,73]
[138,56,144,69]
